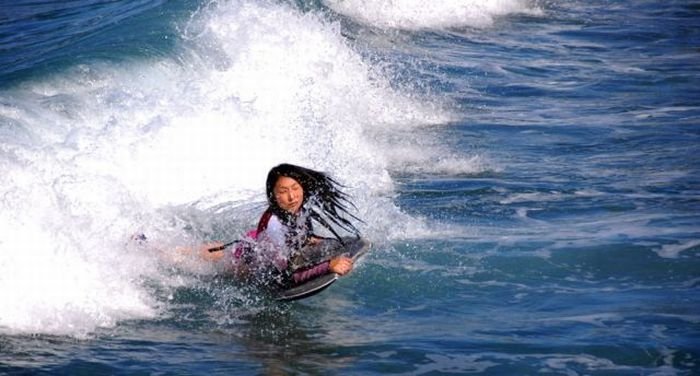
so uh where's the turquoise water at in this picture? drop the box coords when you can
[1,0,699,374]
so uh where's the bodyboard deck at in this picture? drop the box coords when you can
[275,238,371,301]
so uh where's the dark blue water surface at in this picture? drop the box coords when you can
[1,0,699,374]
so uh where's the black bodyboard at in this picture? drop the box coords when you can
[275,238,371,301]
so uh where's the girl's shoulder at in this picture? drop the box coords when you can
[266,214,284,230]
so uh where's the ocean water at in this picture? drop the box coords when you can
[1,0,699,374]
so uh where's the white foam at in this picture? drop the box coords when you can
[654,239,700,259]
[0,195,157,338]
[324,0,540,30]
[386,147,497,176]
[0,0,459,337]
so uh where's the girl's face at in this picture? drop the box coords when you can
[273,176,304,214]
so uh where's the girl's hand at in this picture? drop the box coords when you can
[329,256,353,275]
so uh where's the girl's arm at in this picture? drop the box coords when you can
[291,256,353,284]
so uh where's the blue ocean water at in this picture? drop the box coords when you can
[1,0,699,374]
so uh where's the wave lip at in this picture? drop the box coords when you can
[324,0,541,30]
[0,0,458,338]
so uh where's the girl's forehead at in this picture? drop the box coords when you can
[275,176,302,189]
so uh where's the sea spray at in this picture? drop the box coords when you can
[323,0,541,30]
[0,0,477,337]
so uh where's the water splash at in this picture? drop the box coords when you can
[324,0,541,30]
[0,0,474,337]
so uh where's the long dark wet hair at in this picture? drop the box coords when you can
[264,163,361,240]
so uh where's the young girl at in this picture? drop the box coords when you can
[239,163,362,289]
[136,163,368,289]
[136,164,363,291]
[185,164,362,289]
